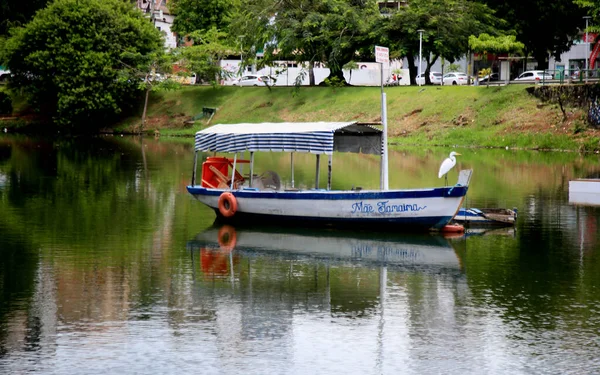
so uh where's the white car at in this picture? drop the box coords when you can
[443,72,468,85]
[514,70,553,82]
[232,75,272,86]
[416,72,442,85]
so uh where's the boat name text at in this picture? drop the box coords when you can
[351,201,427,214]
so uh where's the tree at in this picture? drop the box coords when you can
[173,27,235,85]
[1,0,164,130]
[482,0,587,68]
[468,34,524,85]
[0,0,50,36]
[169,0,239,36]
[381,0,499,85]
[232,0,380,85]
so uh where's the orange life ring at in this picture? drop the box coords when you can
[218,192,238,218]
[218,225,237,253]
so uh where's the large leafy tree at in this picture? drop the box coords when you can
[482,0,587,68]
[174,27,235,84]
[380,0,499,85]
[232,0,380,85]
[170,0,239,35]
[1,0,164,129]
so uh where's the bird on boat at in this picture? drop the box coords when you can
[438,151,462,186]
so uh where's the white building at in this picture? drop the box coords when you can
[220,60,409,86]
[137,0,178,50]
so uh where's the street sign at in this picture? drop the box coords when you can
[375,46,389,63]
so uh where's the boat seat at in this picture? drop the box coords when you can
[208,165,244,189]
[257,170,281,191]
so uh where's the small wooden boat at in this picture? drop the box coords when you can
[452,207,517,227]
[186,121,473,231]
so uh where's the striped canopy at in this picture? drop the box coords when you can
[194,122,382,155]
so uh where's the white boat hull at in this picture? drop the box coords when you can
[187,183,469,230]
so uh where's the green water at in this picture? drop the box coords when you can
[1,134,599,374]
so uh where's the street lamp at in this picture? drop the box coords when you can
[417,29,424,86]
[584,16,591,80]
[238,35,246,77]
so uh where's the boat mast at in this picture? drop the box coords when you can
[230,153,237,190]
[291,152,295,188]
[249,152,254,187]
[381,92,388,191]
[376,45,389,191]
[327,155,332,190]
[315,154,320,189]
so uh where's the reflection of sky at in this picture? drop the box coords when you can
[0,172,7,188]
[0,270,550,375]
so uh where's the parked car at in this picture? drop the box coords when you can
[514,70,553,82]
[443,72,468,85]
[232,75,273,86]
[477,73,499,84]
[415,71,442,85]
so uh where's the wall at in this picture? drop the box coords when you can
[220,60,409,86]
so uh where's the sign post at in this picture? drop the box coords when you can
[375,46,389,191]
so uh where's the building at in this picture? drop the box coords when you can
[136,0,177,49]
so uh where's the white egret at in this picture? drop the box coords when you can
[438,151,462,186]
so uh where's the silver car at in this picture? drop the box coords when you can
[443,72,468,85]
[514,70,553,81]
[232,75,272,86]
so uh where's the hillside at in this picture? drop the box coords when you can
[115,84,600,152]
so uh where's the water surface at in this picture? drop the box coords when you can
[1,135,599,374]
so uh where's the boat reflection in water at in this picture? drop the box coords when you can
[187,224,463,272]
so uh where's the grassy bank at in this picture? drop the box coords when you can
[7,84,600,151]
[116,84,600,152]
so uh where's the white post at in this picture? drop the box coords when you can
[382,93,389,191]
[315,154,321,189]
[249,151,254,187]
[418,30,424,86]
[291,152,295,188]
[327,154,332,190]
[230,153,237,190]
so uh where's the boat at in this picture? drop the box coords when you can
[569,179,600,206]
[452,207,517,226]
[186,121,472,231]
[187,225,462,270]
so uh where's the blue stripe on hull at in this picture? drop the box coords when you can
[211,209,454,231]
[187,185,468,200]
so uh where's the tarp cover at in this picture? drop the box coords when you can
[194,122,382,155]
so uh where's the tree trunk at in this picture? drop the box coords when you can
[141,87,150,133]
[406,52,417,86]
[424,54,439,85]
[325,67,347,85]
[533,50,549,70]
[309,61,316,86]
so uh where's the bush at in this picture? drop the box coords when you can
[0,92,12,115]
